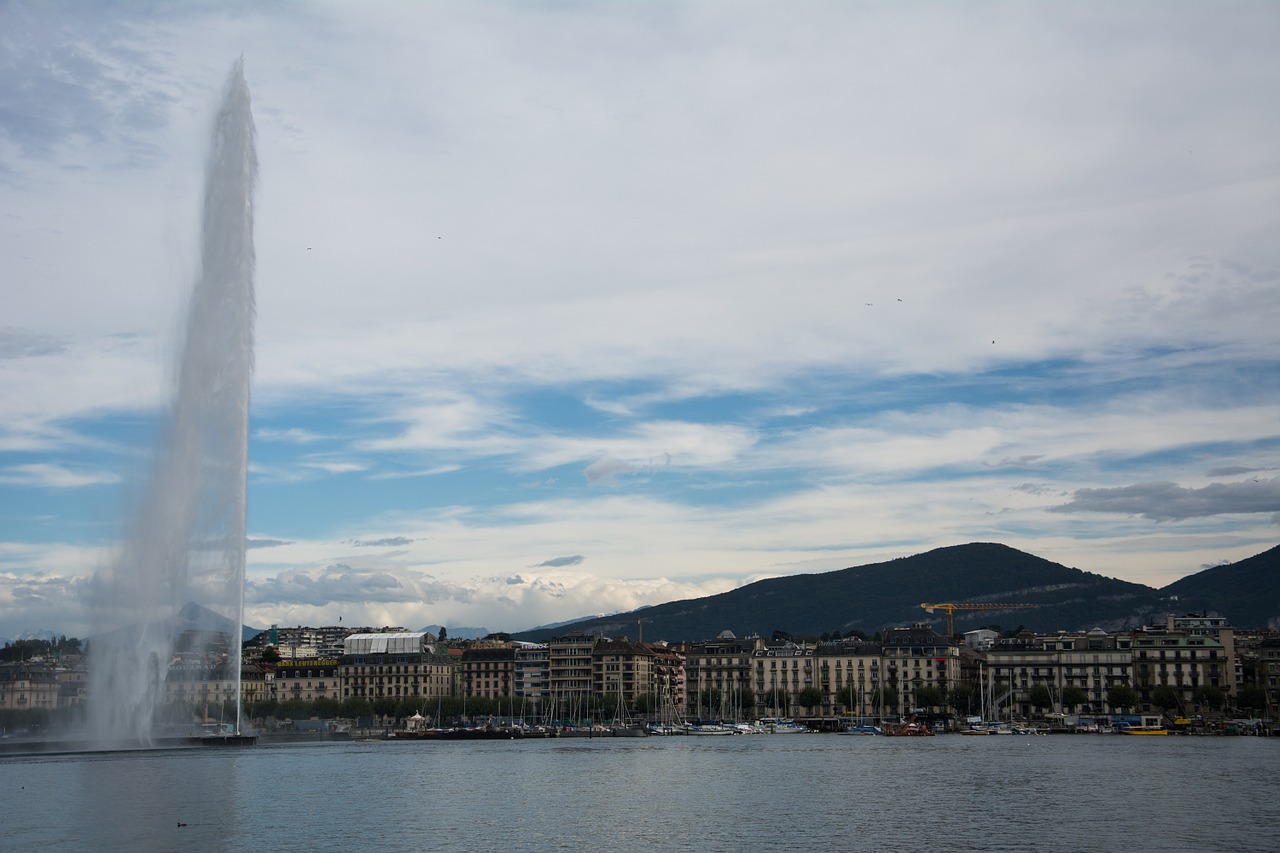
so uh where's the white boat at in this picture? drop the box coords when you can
[758,717,812,734]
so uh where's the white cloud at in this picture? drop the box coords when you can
[2,2,1278,638]
[0,463,121,488]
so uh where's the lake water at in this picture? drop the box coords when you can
[2,734,1276,853]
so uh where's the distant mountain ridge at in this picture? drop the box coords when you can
[1161,544,1280,630]
[514,542,1280,643]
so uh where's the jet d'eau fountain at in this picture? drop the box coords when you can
[85,60,257,747]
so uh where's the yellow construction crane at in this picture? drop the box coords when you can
[919,602,1040,637]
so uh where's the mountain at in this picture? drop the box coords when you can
[514,542,1277,643]
[1160,544,1280,630]
[420,624,490,641]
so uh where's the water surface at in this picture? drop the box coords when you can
[3,735,1275,852]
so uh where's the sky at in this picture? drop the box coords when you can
[2,1,1278,641]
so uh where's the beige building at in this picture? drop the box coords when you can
[165,663,239,714]
[0,663,60,711]
[273,658,341,703]
[686,633,761,719]
[339,631,453,704]
[592,638,654,709]
[879,625,958,715]
[814,639,886,718]
[1163,613,1236,695]
[644,642,686,716]
[750,640,814,717]
[1131,629,1226,715]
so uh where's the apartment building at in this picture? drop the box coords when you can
[548,633,596,701]
[593,638,654,708]
[460,642,515,700]
[686,632,761,718]
[273,658,342,703]
[339,631,453,703]
[750,640,813,717]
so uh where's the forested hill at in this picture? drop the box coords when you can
[1161,544,1280,630]
[514,542,1277,643]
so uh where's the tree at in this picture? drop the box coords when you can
[1150,685,1181,717]
[341,697,372,720]
[1192,685,1225,718]
[372,696,399,722]
[913,685,945,710]
[763,687,790,715]
[259,646,281,663]
[837,683,860,713]
[1236,685,1268,715]
[248,699,279,720]
[1059,685,1089,713]
[874,684,899,714]
[1027,684,1053,716]
[1107,684,1140,713]
[696,688,723,718]
[632,692,659,714]
[797,686,825,714]
[948,684,976,715]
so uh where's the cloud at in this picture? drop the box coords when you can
[584,457,637,484]
[303,460,367,475]
[255,427,327,443]
[1207,465,1274,477]
[368,465,460,481]
[246,538,293,550]
[352,537,415,547]
[239,562,747,636]
[0,463,120,488]
[0,327,67,359]
[246,563,418,607]
[3,3,1279,637]
[533,555,584,568]
[1049,477,1280,522]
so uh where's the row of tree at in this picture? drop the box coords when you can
[0,635,82,663]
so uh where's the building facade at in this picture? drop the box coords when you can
[686,633,761,719]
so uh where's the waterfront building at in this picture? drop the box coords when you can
[0,662,60,711]
[750,639,814,718]
[880,624,958,715]
[1161,613,1237,696]
[339,631,453,704]
[1255,636,1280,711]
[273,658,341,703]
[548,633,597,703]
[686,632,761,719]
[165,662,239,716]
[1131,628,1226,715]
[513,642,549,711]
[986,629,1134,718]
[55,661,87,707]
[460,642,515,700]
[813,638,884,719]
[592,638,654,710]
[644,641,686,718]
[1048,629,1133,714]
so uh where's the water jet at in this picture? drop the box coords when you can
[86,60,257,748]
